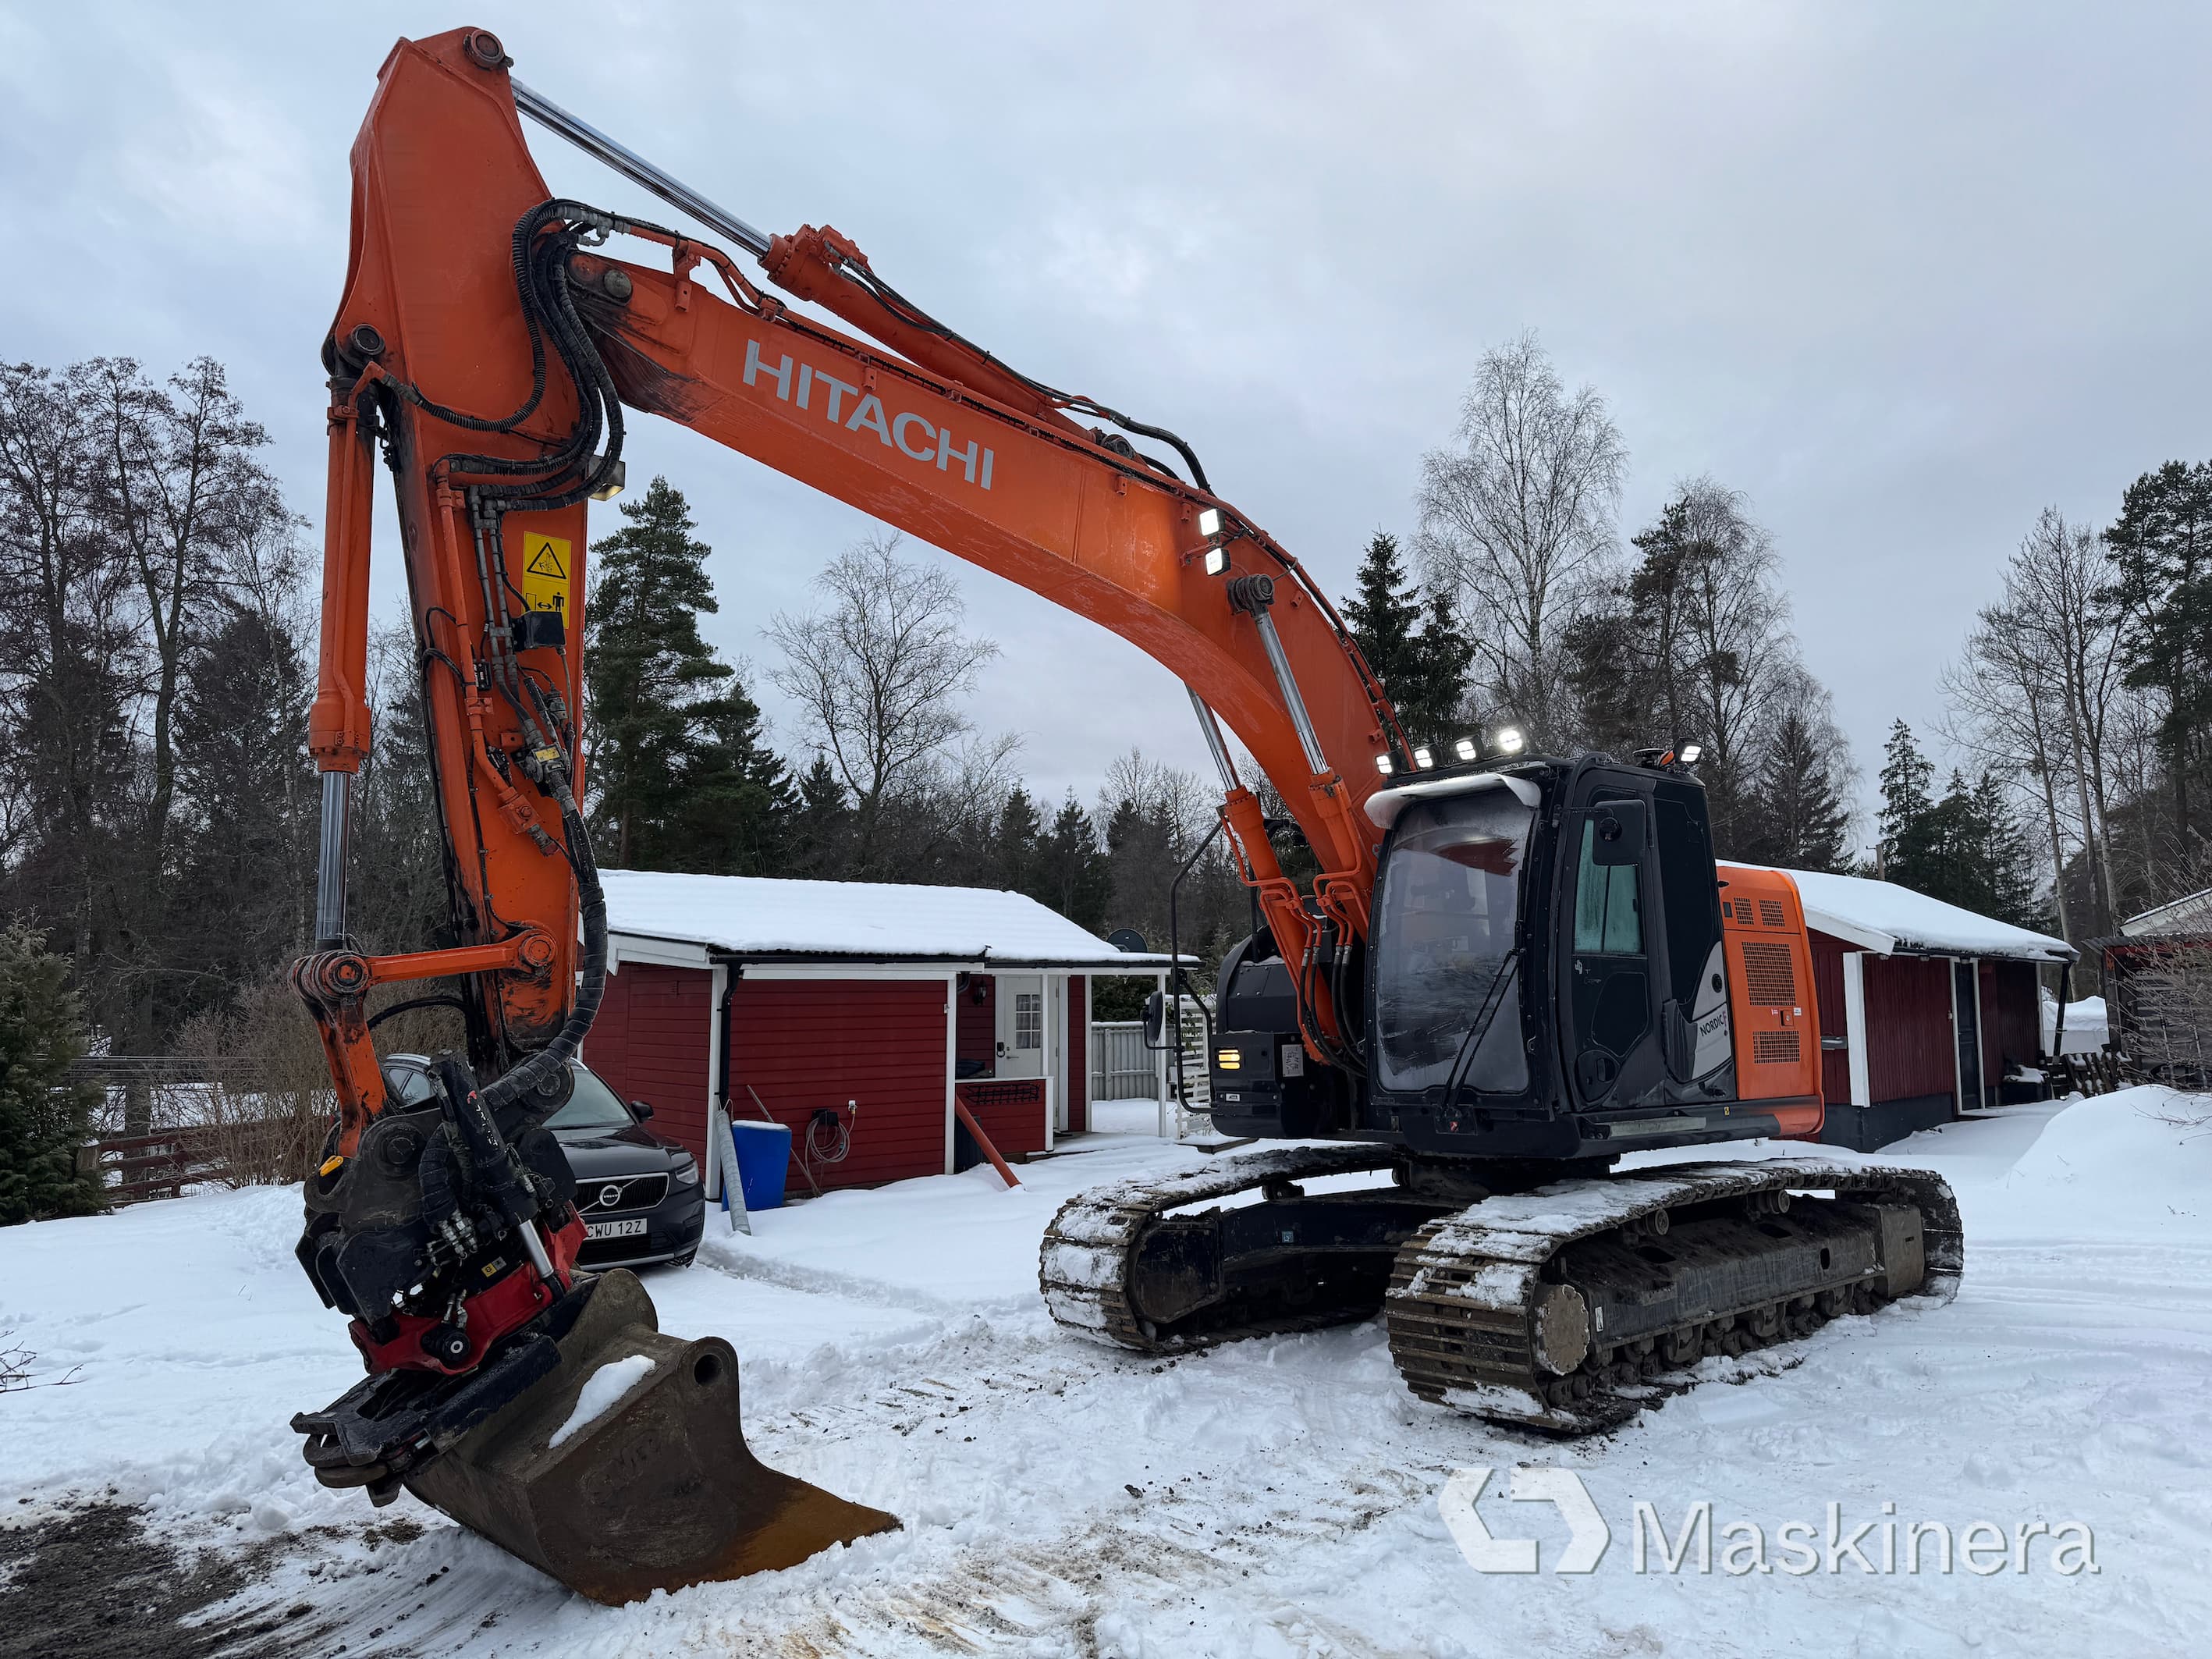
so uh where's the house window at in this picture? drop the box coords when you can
[1014,992,1043,1050]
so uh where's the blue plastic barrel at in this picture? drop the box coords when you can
[726,1119,790,1213]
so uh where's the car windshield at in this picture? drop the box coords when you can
[1371,786,1535,1095]
[545,1064,637,1131]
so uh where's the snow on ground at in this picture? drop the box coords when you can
[5,1090,2212,1656]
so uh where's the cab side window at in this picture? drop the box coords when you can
[1574,819,1642,954]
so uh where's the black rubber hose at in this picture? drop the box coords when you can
[474,801,606,1121]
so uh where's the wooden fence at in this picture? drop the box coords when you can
[69,1055,326,1205]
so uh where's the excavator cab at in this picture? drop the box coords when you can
[1365,755,1796,1160]
[1208,754,1804,1163]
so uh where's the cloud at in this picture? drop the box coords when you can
[3,1,2206,832]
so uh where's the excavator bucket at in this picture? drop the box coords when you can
[404,1270,897,1605]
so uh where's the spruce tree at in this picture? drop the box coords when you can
[169,600,314,1021]
[992,787,1043,895]
[1876,719,1935,879]
[1034,795,1110,932]
[1972,769,2047,929]
[785,751,854,877]
[1743,705,1852,872]
[584,476,786,871]
[0,923,105,1226]
[1341,531,1473,748]
[659,688,796,876]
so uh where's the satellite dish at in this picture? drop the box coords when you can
[1106,928,1149,954]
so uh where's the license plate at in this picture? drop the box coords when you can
[584,1217,647,1241]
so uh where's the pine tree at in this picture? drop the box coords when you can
[0,922,105,1226]
[1341,531,1473,748]
[2104,459,2212,841]
[584,476,786,871]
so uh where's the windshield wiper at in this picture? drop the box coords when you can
[1434,943,1524,1116]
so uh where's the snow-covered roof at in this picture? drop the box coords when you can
[599,869,1184,968]
[2121,886,2212,938]
[1722,862,2075,964]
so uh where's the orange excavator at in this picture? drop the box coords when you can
[293,26,1962,1604]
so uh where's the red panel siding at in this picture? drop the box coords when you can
[1066,975,1088,1133]
[957,972,996,1071]
[1809,932,1850,1104]
[957,1078,1049,1157]
[581,963,712,1165]
[1982,959,2039,1078]
[730,978,948,1192]
[1862,955,1956,1105]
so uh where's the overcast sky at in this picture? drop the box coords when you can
[4,3,2206,838]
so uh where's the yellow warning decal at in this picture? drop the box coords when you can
[519,532,572,620]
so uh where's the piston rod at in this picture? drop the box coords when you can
[513,80,773,261]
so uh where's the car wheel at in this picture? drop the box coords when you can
[669,1249,696,1269]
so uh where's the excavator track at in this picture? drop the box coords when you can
[1040,1146,1411,1351]
[1386,1158,1963,1433]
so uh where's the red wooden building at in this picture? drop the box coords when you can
[582,871,1180,1197]
[1727,863,2076,1150]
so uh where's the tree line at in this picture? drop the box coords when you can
[1363,332,1858,874]
[1930,473,2212,965]
[0,340,1928,1085]
[8,332,2194,1097]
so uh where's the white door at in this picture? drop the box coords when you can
[995,974,1046,1079]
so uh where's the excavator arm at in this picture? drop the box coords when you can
[289,25,1412,1602]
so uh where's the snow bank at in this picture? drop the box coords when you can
[549,1355,654,1448]
[1974,1085,2211,1236]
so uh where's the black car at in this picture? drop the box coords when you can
[381,1054,706,1271]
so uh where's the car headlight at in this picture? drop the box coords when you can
[669,1152,699,1188]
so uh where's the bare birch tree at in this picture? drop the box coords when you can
[1415,332,1626,749]
[1942,602,2079,943]
[766,532,999,873]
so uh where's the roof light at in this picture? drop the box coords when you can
[1453,736,1479,763]
[1375,755,1395,777]
[1678,742,1703,764]
[1493,726,1525,755]
[1202,545,1229,576]
[1412,744,1436,770]
[1197,507,1223,538]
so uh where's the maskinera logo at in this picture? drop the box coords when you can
[1439,1467,2100,1578]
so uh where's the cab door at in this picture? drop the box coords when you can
[1562,795,1660,1107]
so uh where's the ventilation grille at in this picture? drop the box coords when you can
[1738,938,1798,1007]
[1759,898,1787,928]
[1752,1029,1803,1066]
